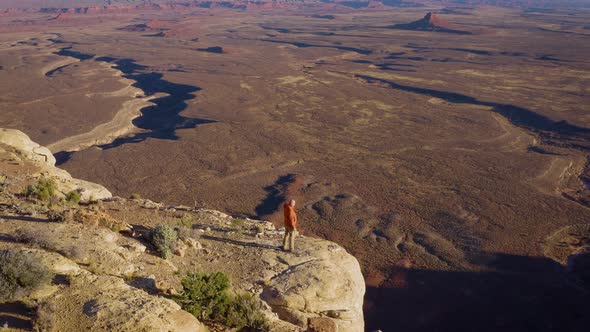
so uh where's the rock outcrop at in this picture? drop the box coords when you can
[16,223,144,276]
[0,129,112,202]
[181,209,366,331]
[8,248,204,332]
[261,239,365,331]
[0,128,56,165]
[35,273,204,332]
[0,129,366,331]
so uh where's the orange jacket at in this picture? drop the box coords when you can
[283,203,297,229]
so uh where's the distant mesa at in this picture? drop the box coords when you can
[390,12,472,34]
[197,46,224,54]
[311,14,336,19]
[119,21,170,35]
[118,23,150,32]
[334,1,370,9]
[379,0,420,7]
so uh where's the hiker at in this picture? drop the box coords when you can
[282,199,298,252]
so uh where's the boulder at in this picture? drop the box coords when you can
[308,317,338,332]
[35,274,205,332]
[16,247,81,276]
[261,238,365,332]
[62,177,113,202]
[17,223,144,277]
[0,248,79,302]
[183,237,202,249]
[174,241,188,257]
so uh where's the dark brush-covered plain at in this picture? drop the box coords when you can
[1,2,590,331]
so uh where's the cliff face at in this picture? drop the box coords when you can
[0,129,365,331]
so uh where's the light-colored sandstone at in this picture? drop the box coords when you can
[0,128,112,202]
[0,128,56,165]
[261,238,365,331]
[35,274,205,332]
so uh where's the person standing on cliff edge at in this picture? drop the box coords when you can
[282,199,298,252]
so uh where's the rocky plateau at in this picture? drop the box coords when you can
[0,129,366,331]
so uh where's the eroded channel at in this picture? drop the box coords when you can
[51,46,216,165]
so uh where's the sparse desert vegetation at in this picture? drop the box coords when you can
[65,190,81,205]
[0,249,54,302]
[0,0,589,331]
[178,212,194,229]
[175,272,267,330]
[149,225,178,259]
[22,178,57,202]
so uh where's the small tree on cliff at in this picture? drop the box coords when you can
[150,225,177,259]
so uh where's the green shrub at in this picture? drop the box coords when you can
[0,250,54,301]
[65,190,81,205]
[175,272,266,331]
[232,218,247,229]
[23,178,57,201]
[176,272,231,320]
[178,213,194,229]
[150,225,177,259]
[225,292,267,330]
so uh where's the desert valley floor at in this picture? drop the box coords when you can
[1,3,590,331]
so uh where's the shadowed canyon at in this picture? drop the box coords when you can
[1,1,590,331]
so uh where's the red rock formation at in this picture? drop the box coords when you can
[391,12,472,34]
